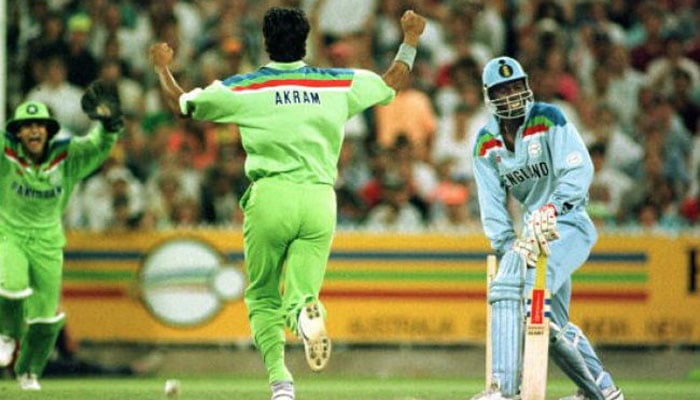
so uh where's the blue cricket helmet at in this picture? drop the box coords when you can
[481,56,533,119]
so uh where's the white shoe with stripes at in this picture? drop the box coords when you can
[271,381,294,400]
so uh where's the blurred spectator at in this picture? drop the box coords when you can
[359,146,392,211]
[374,76,437,161]
[469,0,507,56]
[64,13,99,87]
[14,0,53,64]
[432,96,487,182]
[528,66,585,131]
[587,142,634,227]
[25,54,91,135]
[336,186,367,229]
[81,163,146,232]
[428,157,474,232]
[20,11,67,96]
[98,58,145,118]
[171,197,202,228]
[629,3,667,71]
[584,103,643,177]
[199,167,242,228]
[316,0,377,44]
[165,119,219,172]
[438,4,492,73]
[391,134,438,222]
[681,166,700,225]
[143,170,184,230]
[537,43,580,103]
[6,0,700,234]
[646,32,700,97]
[372,0,405,70]
[364,172,423,232]
[644,95,693,196]
[575,0,626,43]
[337,140,371,195]
[199,37,252,86]
[669,68,700,134]
[433,55,481,116]
[600,44,646,131]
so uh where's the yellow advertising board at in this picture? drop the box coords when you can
[61,230,700,345]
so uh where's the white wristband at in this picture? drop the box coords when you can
[394,43,417,71]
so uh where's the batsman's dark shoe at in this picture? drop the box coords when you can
[297,302,331,372]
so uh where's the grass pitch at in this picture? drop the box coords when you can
[0,375,697,400]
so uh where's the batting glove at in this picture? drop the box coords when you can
[513,235,539,268]
[529,203,559,255]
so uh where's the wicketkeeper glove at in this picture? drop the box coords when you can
[81,80,124,132]
[529,203,559,255]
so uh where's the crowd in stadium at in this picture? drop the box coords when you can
[6,0,700,232]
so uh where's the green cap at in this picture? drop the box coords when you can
[6,101,60,137]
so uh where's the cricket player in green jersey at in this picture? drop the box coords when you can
[150,6,426,400]
[0,81,123,391]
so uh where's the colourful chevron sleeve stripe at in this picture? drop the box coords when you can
[224,67,354,93]
[4,138,70,172]
[474,131,502,157]
[522,115,554,137]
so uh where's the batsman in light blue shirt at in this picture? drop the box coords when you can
[469,57,624,400]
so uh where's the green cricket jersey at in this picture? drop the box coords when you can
[0,127,118,246]
[179,61,395,185]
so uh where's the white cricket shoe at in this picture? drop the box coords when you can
[0,335,16,367]
[469,385,520,400]
[17,373,41,391]
[558,386,624,400]
[271,381,294,400]
[297,302,331,372]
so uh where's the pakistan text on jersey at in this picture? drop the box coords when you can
[11,182,63,199]
[274,90,321,105]
[501,162,550,189]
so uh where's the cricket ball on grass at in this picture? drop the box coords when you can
[164,379,181,397]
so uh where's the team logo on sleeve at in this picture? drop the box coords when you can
[566,151,583,167]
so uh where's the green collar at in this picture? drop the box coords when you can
[264,60,306,70]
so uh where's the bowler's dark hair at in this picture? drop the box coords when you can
[263,7,309,62]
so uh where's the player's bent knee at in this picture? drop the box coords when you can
[489,251,526,303]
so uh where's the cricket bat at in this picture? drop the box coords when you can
[485,254,497,389]
[521,251,550,400]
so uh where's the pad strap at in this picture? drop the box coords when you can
[550,322,606,400]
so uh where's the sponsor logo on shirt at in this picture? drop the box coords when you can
[500,162,550,189]
[11,182,63,199]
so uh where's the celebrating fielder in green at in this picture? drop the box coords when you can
[0,82,123,390]
[150,6,425,400]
